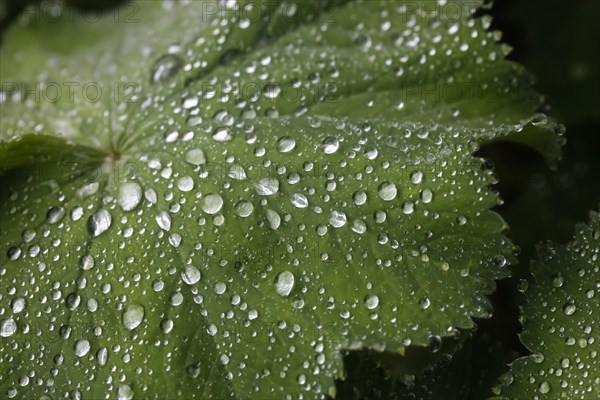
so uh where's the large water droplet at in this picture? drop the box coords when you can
[364,295,379,309]
[291,193,309,208]
[410,171,423,184]
[263,83,281,99]
[156,211,172,231]
[202,194,224,214]
[182,96,199,109]
[118,384,134,400]
[351,219,367,234]
[74,339,90,357]
[47,206,65,223]
[275,271,295,297]
[277,136,296,153]
[97,347,108,366]
[329,211,347,228]
[177,176,195,192]
[235,201,254,217]
[118,183,142,212]
[254,178,279,196]
[538,381,551,394]
[402,201,415,214]
[229,165,247,180]
[0,318,17,337]
[266,209,281,230]
[11,298,26,313]
[321,137,340,154]
[88,210,112,237]
[151,54,183,83]
[214,282,227,295]
[78,182,99,198]
[182,266,201,285]
[378,182,397,201]
[563,301,576,315]
[353,191,367,205]
[421,189,433,204]
[212,127,233,142]
[122,304,145,330]
[80,254,95,270]
[185,148,206,165]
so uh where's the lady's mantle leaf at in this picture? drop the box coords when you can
[0,0,562,398]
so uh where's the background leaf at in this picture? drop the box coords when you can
[492,210,600,399]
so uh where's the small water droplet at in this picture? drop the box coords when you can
[419,297,431,309]
[187,363,201,378]
[551,273,564,288]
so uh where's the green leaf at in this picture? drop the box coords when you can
[492,210,600,399]
[0,0,561,398]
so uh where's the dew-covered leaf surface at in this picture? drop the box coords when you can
[0,1,561,398]
[492,210,600,400]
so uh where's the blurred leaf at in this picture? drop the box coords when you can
[492,210,600,399]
